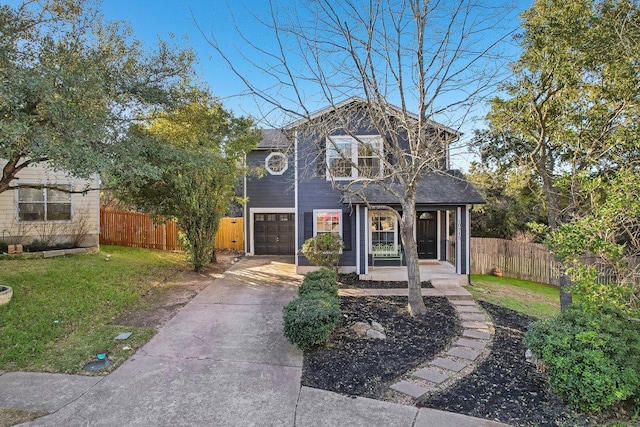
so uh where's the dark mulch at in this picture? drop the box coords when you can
[338,273,434,289]
[418,302,589,427]
[302,296,458,398]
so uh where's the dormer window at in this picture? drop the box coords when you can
[326,135,382,181]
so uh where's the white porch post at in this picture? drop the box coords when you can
[454,206,470,275]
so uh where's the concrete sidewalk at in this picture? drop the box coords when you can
[0,257,507,426]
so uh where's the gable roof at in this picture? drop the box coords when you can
[284,96,461,139]
[257,129,291,150]
[342,170,485,205]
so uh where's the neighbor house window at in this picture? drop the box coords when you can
[370,210,397,250]
[326,136,382,180]
[265,152,288,175]
[313,209,342,237]
[18,185,72,222]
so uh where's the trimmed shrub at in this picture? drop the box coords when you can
[299,269,339,298]
[301,233,343,270]
[283,294,341,350]
[305,268,338,283]
[525,304,640,412]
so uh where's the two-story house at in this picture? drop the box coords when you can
[243,97,484,283]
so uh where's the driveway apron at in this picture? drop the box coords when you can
[27,256,303,427]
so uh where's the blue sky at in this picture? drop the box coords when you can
[98,1,532,168]
[9,0,533,168]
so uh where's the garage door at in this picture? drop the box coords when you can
[254,213,295,255]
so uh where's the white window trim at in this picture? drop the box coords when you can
[15,182,74,223]
[325,135,383,181]
[312,209,343,237]
[368,209,398,252]
[265,152,288,175]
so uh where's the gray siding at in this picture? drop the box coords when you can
[296,130,359,267]
[245,150,295,253]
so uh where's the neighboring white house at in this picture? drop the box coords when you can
[0,161,100,248]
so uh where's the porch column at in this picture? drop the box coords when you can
[455,206,471,275]
[438,210,447,261]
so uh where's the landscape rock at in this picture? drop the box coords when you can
[351,321,370,336]
[370,320,385,333]
[366,329,386,340]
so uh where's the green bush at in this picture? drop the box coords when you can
[282,294,342,350]
[525,304,640,412]
[305,268,338,283]
[301,233,343,270]
[299,269,339,298]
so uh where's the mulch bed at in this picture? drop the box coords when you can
[302,296,458,398]
[302,297,622,426]
[338,273,434,289]
[417,302,589,427]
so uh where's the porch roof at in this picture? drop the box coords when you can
[341,170,485,206]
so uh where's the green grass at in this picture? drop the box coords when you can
[0,246,186,373]
[469,274,561,319]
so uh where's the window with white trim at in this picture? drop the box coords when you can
[369,210,397,251]
[326,136,382,180]
[18,185,72,222]
[313,209,342,237]
[265,152,288,175]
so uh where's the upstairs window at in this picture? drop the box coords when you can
[18,185,72,222]
[326,136,382,180]
[265,152,288,175]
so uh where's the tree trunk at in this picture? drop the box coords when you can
[559,272,573,310]
[400,208,427,316]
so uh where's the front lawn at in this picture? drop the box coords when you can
[468,274,560,319]
[0,246,186,373]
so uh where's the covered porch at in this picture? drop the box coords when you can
[358,259,469,286]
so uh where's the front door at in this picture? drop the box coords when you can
[417,211,437,259]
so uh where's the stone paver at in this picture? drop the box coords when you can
[454,337,487,350]
[450,299,477,306]
[461,321,491,330]
[456,305,482,312]
[413,367,449,384]
[390,381,429,398]
[463,330,491,340]
[431,357,467,372]
[459,312,488,321]
[447,347,480,361]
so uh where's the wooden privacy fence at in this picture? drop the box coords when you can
[470,237,640,286]
[100,210,244,251]
[470,238,562,286]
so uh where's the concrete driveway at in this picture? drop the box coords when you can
[5,256,506,427]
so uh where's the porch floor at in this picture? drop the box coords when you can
[359,261,466,286]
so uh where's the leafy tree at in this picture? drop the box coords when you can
[112,91,259,271]
[208,0,517,316]
[547,168,640,316]
[466,162,547,239]
[478,0,640,229]
[0,0,195,194]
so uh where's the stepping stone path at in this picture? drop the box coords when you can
[389,292,493,400]
[338,280,494,402]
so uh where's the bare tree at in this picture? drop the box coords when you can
[204,0,517,315]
